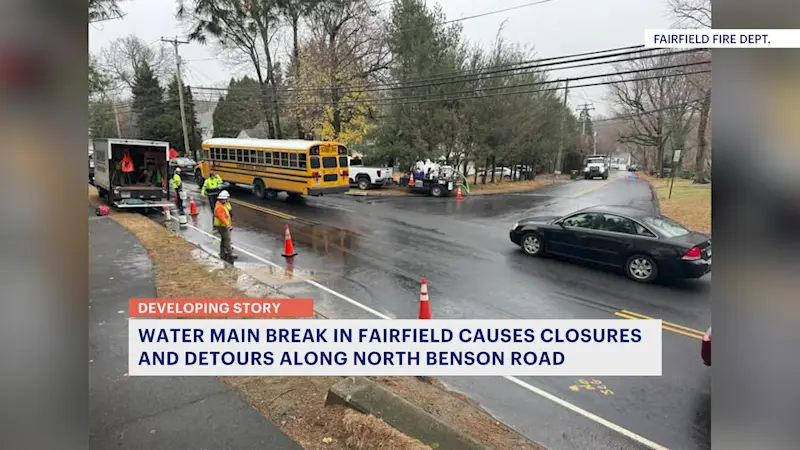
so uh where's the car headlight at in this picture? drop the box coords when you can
[599,167,605,172]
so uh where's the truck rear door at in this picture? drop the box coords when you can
[92,139,110,190]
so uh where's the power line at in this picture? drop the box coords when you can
[190,48,701,97]
[194,60,711,106]
[393,0,559,35]
[92,66,710,117]
[593,98,704,123]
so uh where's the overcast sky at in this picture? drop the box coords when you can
[88,0,674,117]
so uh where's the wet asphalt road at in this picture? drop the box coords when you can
[168,170,710,450]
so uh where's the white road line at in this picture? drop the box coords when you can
[502,376,669,450]
[169,214,669,450]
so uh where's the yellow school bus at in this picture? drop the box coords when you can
[196,138,351,198]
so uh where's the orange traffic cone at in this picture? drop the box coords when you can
[409,174,414,187]
[282,224,298,257]
[456,186,463,200]
[418,278,431,319]
[189,196,198,215]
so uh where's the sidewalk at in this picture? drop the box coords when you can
[88,210,303,450]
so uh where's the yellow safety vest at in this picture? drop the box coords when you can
[201,175,222,195]
[172,173,182,190]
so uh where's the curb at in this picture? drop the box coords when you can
[648,182,661,213]
[326,377,488,450]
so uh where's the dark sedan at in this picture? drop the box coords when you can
[509,205,711,283]
[169,157,197,176]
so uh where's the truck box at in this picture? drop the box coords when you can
[92,138,174,209]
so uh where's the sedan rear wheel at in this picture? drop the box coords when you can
[521,233,544,256]
[625,254,658,283]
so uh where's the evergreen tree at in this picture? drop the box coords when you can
[131,61,171,141]
[212,77,262,138]
[374,0,464,167]
[89,101,118,138]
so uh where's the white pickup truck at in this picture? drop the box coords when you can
[348,157,393,190]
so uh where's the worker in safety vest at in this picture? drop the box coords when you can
[172,168,184,214]
[213,190,237,263]
[201,172,224,214]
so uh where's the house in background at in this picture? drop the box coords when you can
[237,121,270,139]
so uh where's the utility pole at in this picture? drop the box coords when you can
[555,80,569,175]
[576,103,595,154]
[593,132,598,155]
[162,36,192,160]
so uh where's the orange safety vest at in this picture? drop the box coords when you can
[213,201,232,227]
[121,149,134,173]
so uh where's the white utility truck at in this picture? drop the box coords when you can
[92,138,174,209]
[348,156,394,190]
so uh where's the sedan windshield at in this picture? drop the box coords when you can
[641,215,690,238]
[174,158,194,165]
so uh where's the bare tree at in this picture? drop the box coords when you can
[179,0,282,138]
[667,0,712,183]
[304,0,390,135]
[608,51,701,177]
[668,0,711,28]
[100,35,174,91]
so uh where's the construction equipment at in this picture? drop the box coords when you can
[399,160,464,197]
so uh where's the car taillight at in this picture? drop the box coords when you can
[682,246,702,260]
[703,330,711,342]
[377,170,381,177]
[178,165,186,168]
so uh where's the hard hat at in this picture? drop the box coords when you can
[218,190,230,200]
[174,167,181,173]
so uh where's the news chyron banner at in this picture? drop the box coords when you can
[645,29,800,48]
[128,299,662,377]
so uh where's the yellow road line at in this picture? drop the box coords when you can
[569,178,616,198]
[620,310,705,335]
[229,198,296,220]
[614,311,704,340]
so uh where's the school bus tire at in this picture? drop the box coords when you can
[252,178,267,199]
[194,169,204,187]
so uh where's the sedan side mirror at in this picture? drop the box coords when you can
[554,219,565,228]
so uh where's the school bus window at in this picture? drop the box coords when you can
[322,156,337,168]
[272,151,280,166]
[243,149,251,163]
[236,149,244,162]
[250,149,257,162]
[224,148,231,160]
[209,148,215,159]
[204,149,210,160]
[280,152,289,167]
[310,156,320,169]
[338,156,348,168]
[289,153,298,168]
[299,153,307,169]
[264,151,272,165]
[257,151,264,164]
